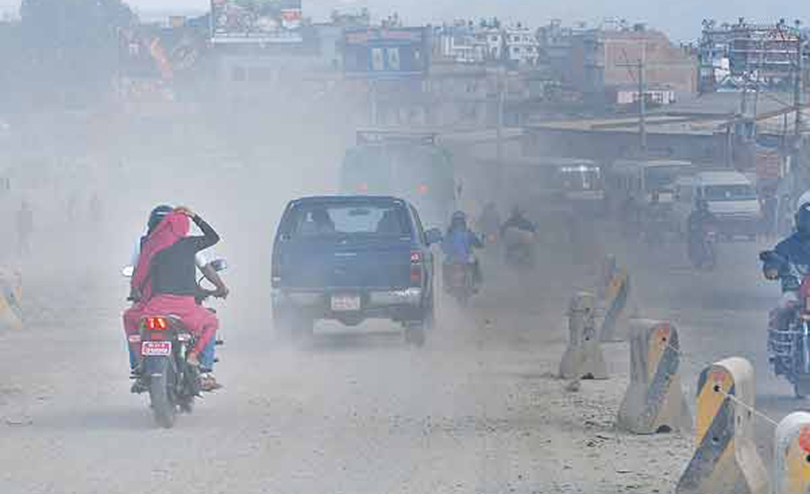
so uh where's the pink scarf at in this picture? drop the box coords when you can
[131,212,190,301]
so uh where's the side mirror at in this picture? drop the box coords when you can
[209,259,228,272]
[425,228,443,246]
[122,266,134,278]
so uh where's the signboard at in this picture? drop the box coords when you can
[211,0,303,44]
[343,28,429,78]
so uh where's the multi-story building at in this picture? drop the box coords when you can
[433,20,539,67]
[698,18,808,93]
[566,23,697,103]
[502,24,540,66]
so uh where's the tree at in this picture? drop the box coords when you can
[19,0,135,107]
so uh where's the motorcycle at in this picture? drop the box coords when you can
[689,227,718,270]
[759,250,810,398]
[123,259,227,428]
[443,258,476,307]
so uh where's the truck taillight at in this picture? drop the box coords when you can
[410,251,422,284]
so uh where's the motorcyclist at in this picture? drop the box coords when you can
[500,207,536,265]
[124,205,227,391]
[442,211,484,287]
[763,202,810,336]
[500,206,536,235]
[687,199,716,263]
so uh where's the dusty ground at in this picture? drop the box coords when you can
[0,150,793,494]
[0,223,706,494]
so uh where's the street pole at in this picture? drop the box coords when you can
[495,67,505,201]
[638,59,647,154]
[795,34,804,139]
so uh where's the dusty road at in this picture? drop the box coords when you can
[0,219,793,494]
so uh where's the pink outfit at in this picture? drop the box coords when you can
[123,212,216,357]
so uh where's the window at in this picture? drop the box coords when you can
[287,202,412,237]
[703,184,757,202]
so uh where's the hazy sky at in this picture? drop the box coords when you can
[1,0,809,42]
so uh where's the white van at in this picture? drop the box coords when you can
[674,171,761,239]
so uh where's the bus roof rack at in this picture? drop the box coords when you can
[356,129,438,146]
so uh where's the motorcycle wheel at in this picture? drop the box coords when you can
[149,364,177,428]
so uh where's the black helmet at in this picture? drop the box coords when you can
[796,202,810,237]
[148,205,173,234]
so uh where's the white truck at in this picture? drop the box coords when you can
[674,171,762,240]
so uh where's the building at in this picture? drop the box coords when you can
[434,21,490,64]
[502,24,540,66]
[544,22,696,105]
[433,20,539,67]
[698,18,808,94]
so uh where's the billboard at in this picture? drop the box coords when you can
[211,0,303,44]
[343,27,429,78]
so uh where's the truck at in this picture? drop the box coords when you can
[271,195,442,347]
[340,130,456,228]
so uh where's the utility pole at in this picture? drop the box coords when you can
[618,58,647,154]
[638,59,647,154]
[795,32,804,139]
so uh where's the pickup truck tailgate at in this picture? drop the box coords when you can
[277,236,414,289]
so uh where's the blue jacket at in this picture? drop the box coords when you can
[442,228,482,263]
[774,232,810,292]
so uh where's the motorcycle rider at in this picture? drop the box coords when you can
[500,206,536,264]
[442,211,484,288]
[764,202,810,338]
[124,206,227,391]
[687,199,716,264]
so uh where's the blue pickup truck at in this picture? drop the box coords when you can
[271,196,442,346]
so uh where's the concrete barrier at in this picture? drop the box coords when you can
[559,292,608,380]
[676,357,769,494]
[617,319,691,434]
[0,268,22,331]
[774,412,810,494]
[598,257,631,342]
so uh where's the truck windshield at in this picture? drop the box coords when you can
[704,184,757,201]
[287,203,412,237]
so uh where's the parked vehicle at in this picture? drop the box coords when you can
[123,259,228,428]
[271,196,441,347]
[675,171,762,240]
[760,250,810,398]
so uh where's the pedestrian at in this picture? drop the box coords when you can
[88,193,102,225]
[16,200,33,257]
[762,188,777,239]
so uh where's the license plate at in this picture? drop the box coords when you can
[142,341,172,356]
[331,294,361,312]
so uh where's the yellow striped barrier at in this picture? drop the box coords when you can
[0,268,22,331]
[559,292,608,380]
[598,258,630,342]
[676,357,769,494]
[775,412,810,494]
[617,319,691,434]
